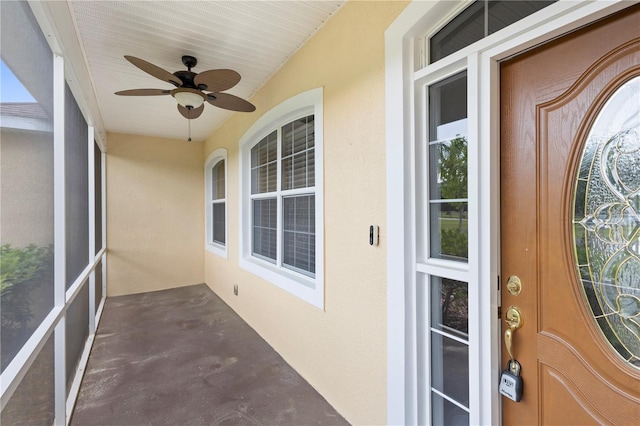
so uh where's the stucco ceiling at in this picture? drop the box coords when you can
[68,1,344,142]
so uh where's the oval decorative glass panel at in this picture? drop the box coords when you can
[573,75,640,369]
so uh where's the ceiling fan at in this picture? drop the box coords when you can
[115,55,256,120]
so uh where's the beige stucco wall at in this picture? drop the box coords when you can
[106,132,204,296]
[0,129,54,248]
[203,1,409,424]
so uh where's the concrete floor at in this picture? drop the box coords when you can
[71,284,349,425]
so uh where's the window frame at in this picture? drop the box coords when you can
[205,148,227,258]
[239,88,324,309]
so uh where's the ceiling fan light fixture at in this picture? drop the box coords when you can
[172,89,205,109]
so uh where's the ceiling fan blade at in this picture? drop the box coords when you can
[115,89,171,96]
[178,103,204,119]
[194,69,241,92]
[207,92,256,112]
[124,55,181,86]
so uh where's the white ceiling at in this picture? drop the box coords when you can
[68,1,344,142]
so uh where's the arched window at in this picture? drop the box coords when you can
[239,88,323,308]
[205,148,227,258]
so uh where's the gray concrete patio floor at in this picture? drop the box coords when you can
[71,284,349,426]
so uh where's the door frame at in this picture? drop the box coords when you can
[385,1,634,425]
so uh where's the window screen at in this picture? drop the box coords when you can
[65,281,89,394]
[94,141,102,254]
[95,260,103,314]
[65,83,89,289]
[0,335,54,425]
[0,0,55,374]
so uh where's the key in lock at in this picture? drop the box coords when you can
[499,359,523,402]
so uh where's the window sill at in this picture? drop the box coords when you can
[239,255,323,309]
[205,242,227,259]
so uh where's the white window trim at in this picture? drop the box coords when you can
[205,148,228,258]
[385,1,631,425]
[239,88,324,309]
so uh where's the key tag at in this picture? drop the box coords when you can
[499,359,523,402]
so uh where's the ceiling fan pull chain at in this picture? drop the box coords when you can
[187,113,192,142]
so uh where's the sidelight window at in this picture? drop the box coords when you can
[419,70,471,425]
[415,1,557,424]
[430,276,469,424]
[428,72,468,262]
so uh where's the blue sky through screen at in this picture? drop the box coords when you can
[1,60,36,103]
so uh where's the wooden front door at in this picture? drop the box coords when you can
[500,4,640,425]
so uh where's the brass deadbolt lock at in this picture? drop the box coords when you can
[506,275,522,296]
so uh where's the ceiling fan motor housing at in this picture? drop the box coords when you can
[174,70,201,89]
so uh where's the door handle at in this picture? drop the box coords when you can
[504,305,523,360]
